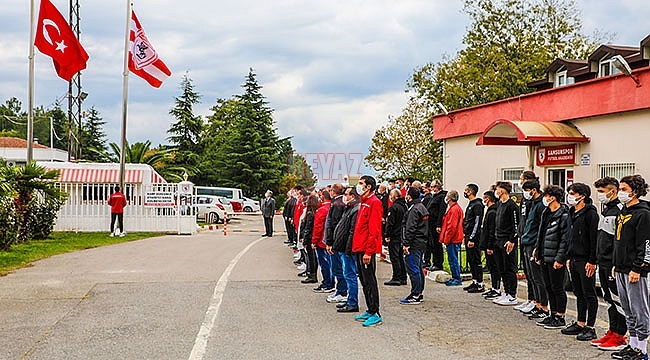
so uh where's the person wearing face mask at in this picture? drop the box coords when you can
[425,180,447,271]
[351,176,384,327]
[534,185,570,330]
[324,183,349,305]
[518,179,549,319]
[480,190,501,299]
[462,184,485,293]
[610,175,650,360]
[492,181,521,306]
[591,177,627,351]
[561,183,599,341]
[383,189,407,286]
[439,190,464,286]
[332,187,361,313]
[518,171,539,310]
[400,187,429,304]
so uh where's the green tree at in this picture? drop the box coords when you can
[80,107,108,162]
[366,98,442,181]
[107,140,193,182]
[167,73,203,178]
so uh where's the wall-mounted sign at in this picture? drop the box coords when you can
[580,153,591,166]
[144,191,175,208]
[536,144,576,166]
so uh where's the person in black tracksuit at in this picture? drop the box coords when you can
[592,177,627,350]
[400,187,429,303]
[462,184,484,293]
[481,191,501,298]
[324,184,348,298]
[518,171,539,305]
[493,181,520,305]
[561,183,599,341]
[384,189,407,286]
[426,180,447,270]
[283,193,297,245]
[332,190,361,312]
[535,185,571,329]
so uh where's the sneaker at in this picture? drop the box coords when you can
[355,311,372,322]
[495,294,518,306]
[576,327,597,341]
[321,287,335,293]
[514,300,531,311]
[484,289,501,299]
[492,293,507,304]
[400,294,423,305]
[529,309,550,320]
[467,284,485,293]
[362,313,383,327]
[520,301,536,314]
[119,232,125,237]
[296,263,306,271]
[445,278,462,286]
[312,286,326,293]
[611,345,636,359]
[536,314,554,326]
[463,282,478,291]
[598,333,628,351]
[592,329,614,347]
[326,294,348,303]
[561,321,584,335]
[544,315,566,329]
[626,348,649,360]
[109,232,115,237]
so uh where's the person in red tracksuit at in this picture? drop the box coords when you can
[312,190,333,292]
[108,185,127,237]
[351,175,384,327]
[440,190,465,286]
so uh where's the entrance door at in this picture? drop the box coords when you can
[547,168,574,190]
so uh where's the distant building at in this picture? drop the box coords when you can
[0,137,68,165]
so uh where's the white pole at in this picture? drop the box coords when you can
[27,0,36,163]
[50,116,54,160]
[119,0,131,190]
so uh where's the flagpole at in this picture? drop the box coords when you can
[27,0,36,163]
[119,0,132,191]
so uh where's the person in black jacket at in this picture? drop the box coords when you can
[480,191,501,299]
[462,184,485,293]
[400,187,429,305]
[561,183,600,341]
[299,194,320,284]
[332,187,361,313]
[592,177,627,350]
[324,183,348,302]
[425,180,447,271]
[535,185,571,330]
[384,189,407,286]
[493,181,520,306]
[612,175,650,360]
[283,190,297,245]
[517,171,539,310]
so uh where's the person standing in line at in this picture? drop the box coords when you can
[462,184,485,293]
[261,190,276,237]
[517,171,539,312]
[439,190,464,286]
[299,194,320,284]
[324,183,349,304]
[108,185,127,237]
[332,187,361,313]
[312,189,333,293]
[610,175,650,360]
[492,181,520,306]
[591,177,628,351]
[535,185,571,330]
[400,187,429,304]
[352,175,384,327]
[384,189,407,286]
[283,190,297,245]
[427,180,447,271]
[480,190,501,300]
[561,183,600,341]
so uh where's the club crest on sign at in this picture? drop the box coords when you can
[131,31,158,70]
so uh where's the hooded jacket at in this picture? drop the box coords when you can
[324,195,346,246]
[332,200,360,255]
[597,198,623,267]
[463,198,484,242]
[495,198,520,246]
[613,200,650,276]
[311,201,330,249]
[402,198,429,250]
[535,204,571,264]
[351,192,383,255]
[384,197,406,240]
[568,199,599,264]
[440,201,464,245]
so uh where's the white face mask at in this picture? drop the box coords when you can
[618,191,632,204]
[542,197,551,207]
[444,197,450,204]
[356,184,365,196]
[523,191,532,200]
[597,191,612,204]
[482,200,488,206]
[342,196,349,205]
[566,194,580,206]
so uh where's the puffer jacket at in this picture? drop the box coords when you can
[535,204,571,264]
[332,201,360,255]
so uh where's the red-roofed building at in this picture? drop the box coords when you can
[0,137,67,165]
[433,35,650,198]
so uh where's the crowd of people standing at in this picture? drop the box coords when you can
[278,172,650,360]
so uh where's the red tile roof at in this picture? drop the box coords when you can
[0,137,49,149]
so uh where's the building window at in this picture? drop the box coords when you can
[501,168,525,193]
[599,57,622,77]
[598,163,636,180]
[554,70,575,88]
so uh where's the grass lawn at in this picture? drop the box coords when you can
[0,232,164,276]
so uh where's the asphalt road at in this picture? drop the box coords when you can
[0,215,615,359]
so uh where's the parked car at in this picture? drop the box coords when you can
[193,195,228,224]
[242,197,260,212]
[215,196,234,214]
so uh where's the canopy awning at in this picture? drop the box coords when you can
[476,119,590,146]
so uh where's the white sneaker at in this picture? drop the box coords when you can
[326,294,348,303]
[119,232,125,237]
[109,232,115,237]
[520,301,537,313]
[495,295,519,306]
[293,252,301,259]
[514,300,531,310]
[492,293,507,304]
[296,263,306,271]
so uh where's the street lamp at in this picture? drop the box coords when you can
[611,55,641,87]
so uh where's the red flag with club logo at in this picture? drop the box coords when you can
[34,0,89,81]
[129,11,171,88]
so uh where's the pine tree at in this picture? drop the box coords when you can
[168,73,203,176]
[80,107,108,162]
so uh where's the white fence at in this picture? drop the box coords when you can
[54,182,196,234]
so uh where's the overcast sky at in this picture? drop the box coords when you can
[0,0,648,182]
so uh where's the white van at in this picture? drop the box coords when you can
[195,186,244,212]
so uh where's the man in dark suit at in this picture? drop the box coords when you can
[261,190,276,237]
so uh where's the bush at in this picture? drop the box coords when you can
[0,196,17,251]
[26,189,68,240]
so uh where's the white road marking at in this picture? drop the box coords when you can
[188,237,265,360]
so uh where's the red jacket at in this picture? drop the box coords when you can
[352,193,384,255]
[312,201,330,248]
[293,198,304,231]
[108,191,127,214]
[440,201,464,245]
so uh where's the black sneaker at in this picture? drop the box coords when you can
[463,282,478,291]
[529,309,549,320]
[483,289,501,299]
[561,321,584,335]
[611,345,635,360]
[467,285,486,293]
[576,327,597,341]
[522,306,537,316]
[544,316,566,330]
[625,348,649,360]
[536,314,555,326]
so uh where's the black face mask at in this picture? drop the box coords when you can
[463,192,469,199]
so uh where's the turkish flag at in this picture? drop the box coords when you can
[34,0,89,81]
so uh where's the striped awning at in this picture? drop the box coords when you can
[56,168,143,183]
